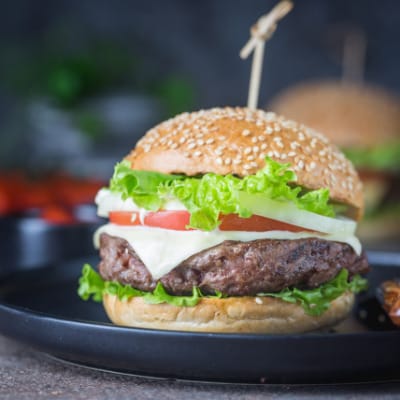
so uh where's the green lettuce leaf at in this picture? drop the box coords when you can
[108,157,335,231]
[78,264,224,307]
[344,141,400,171]
[78,263,105,302]
[258,269,367,316]
[78,264,367,316]
[109,161,183,210]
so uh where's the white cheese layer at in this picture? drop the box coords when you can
[94,224,362,280]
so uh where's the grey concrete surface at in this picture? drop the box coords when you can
[0,335,400,400]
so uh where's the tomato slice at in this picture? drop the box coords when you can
[41,205,76,225]
[109,210,314,233]
[219,214,314,232]
[109,211,191,231]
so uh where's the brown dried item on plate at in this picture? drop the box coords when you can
[380,280,400,326]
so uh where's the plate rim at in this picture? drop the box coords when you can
[0,297,399,341]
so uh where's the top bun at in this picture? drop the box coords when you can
[269,81,400,149]
[126,107,363,218]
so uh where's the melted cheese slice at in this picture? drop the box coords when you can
[94,224,362,280]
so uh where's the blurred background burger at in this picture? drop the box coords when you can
[269,81,400,244]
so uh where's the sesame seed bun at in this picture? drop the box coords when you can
[126,107,364,218]
[103,291,354,334]
[268,81,400,149]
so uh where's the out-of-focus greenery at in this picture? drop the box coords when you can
[344,141,400,171]
[150,76,194,117]
[7,41,138,107]
[74,110,106,141]
[3,39,195,143]
[5,40,195,116]
[365,201,400,219]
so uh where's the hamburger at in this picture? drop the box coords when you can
[78,107,369,333]
[269,81,400,241]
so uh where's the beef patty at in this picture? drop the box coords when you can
[98,233,369,296]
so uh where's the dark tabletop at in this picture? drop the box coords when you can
[1,335,400,400]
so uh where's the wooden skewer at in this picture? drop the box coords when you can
[342,28,366,84]
[240,1,293,110]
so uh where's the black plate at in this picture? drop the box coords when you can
[0,216,101,277]
[0,252,399,384]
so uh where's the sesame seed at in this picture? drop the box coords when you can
[197,139,204,146]
[243,164,252,170]
[261,143,267,150]
[265,112,275,121]
[251,137,258,143]
[290,142,300,150]
[179,137,186,144]
[265,127,273,134]
[215,149,223,156]
[187,143,196,150]
[170,143,178,149]
[297,160,304,170]
[310,161,316,170]
[253,146,260,153]
[244,147,252,155]
[288,151,296,157]
[255,297,263,305]
[193,150,202,157]
[247,155,255,161]
[216,157,223,165]
[224,158,231,165]
[206,138,214,144]
[242,129,251,137]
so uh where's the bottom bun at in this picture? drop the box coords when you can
[103,291,354,334]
